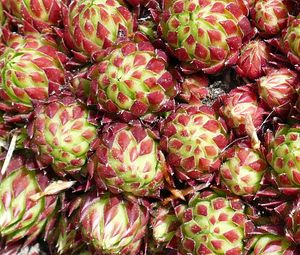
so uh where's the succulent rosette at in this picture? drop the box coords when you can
[0,154,58,245]
[160,105,228,182]
[79,193,149,255]
[179,74,209,105]
[62,0,134,62]
[0,33,67,114]
[3,0,63,33]
[69,67,92,103]
[250,0,289,37]
[158,0,253,74]
[27,95,97,177]
[236,40,270,80]
[49,217,83,255]
[219,84,266,139]
[45,205,84,255]
[220,141,267,196]
[266,124,300,189]
[88,122,165,197]
[282,15,300,70]
[2,28,66,53]
[175,190,248,255]
[257,68,299,117]
[149,204,180,253]
[91,41,178,121]
[246,234,296,255]
[1,0,300,252]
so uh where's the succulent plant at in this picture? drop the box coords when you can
[27,95,97,177]
[0,0,300,252]
[179,74,209,105]
[250,0,289,37]
[266,124,300,188]
[88,122,165,197]
[69,67,92,103]
[175,190,248,255]
[149,204,180,253]
[219,85,266,143]
[3,0,63,33]
[0,154,58,245]
[160,105,228,182]
[220,140,267,196]
[2,28,66,53]
[50,216,82,255]
[158,0,253,74]
[0,32,67,114]
[257,68,299,117]
[246,234,296,255]
[236,40,270,80]
[79,193,149,255]
[45,203,84,255]
[62,0,134,62]
[91,41,178,121]
[283,15,300,70]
